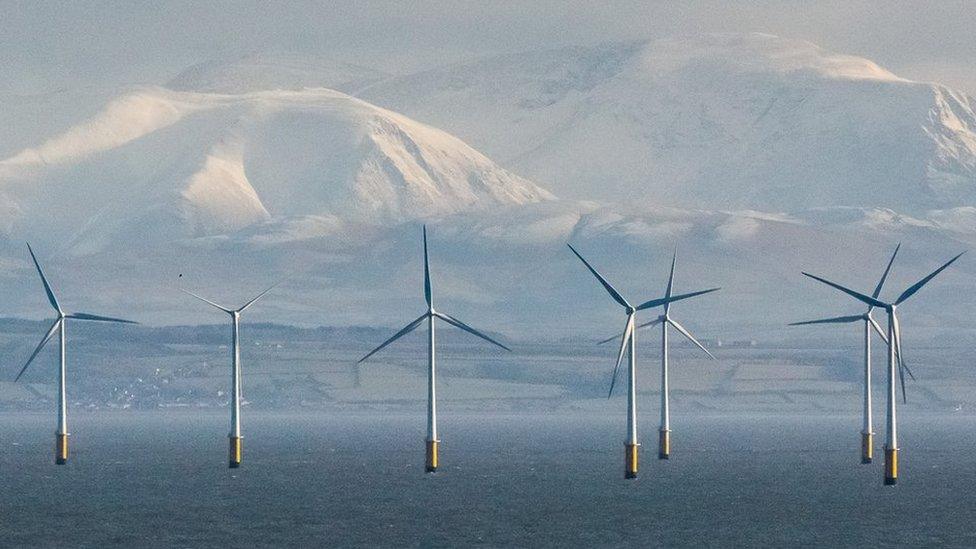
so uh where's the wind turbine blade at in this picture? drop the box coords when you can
[238,282,281,313]
[788,314,863,326]
[636,288,720,311]
[892,312,908,403]
[423,225,432,308]
[667,318,716,360]
[898,356,908,404]
[566,244,630,309]
[608,315,634,398]
[15,319,61,382]
[663,249,676,315]
[636,317,665,331]
[875,312,913,380]
[800,273,887,308]
[891,313,904,366]
[358,313,428,363]
[867,316,889,345]
[433,312,511,351]
[596,317,663,345]
[901,360,917,382]
[67,313,138,324]
[26,243,62,314]
[890,314,916,381]
[180,289,233,314]
[894,252,965,305]
[869,244,901,312]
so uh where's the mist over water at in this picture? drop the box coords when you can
[1,411,974,547]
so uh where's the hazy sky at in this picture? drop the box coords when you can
[3,1,976,94]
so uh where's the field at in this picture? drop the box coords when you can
[0,320,971,417]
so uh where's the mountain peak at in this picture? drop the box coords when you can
[0,87,553,253]
[361,34,976,214]
[637,33,903,82]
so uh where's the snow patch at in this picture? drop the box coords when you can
[0,87,553,252]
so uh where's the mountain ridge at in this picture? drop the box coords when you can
[360,33,976,214]
[0,34,973,339]
[0,87,553,254]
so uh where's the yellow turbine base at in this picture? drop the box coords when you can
[658,429,670,460]
[861,432,873,464]
[625,443,639,479]
[55,433,68,465]
[229,436,242,468]
[425,440,439,472]
[884,447,898,485]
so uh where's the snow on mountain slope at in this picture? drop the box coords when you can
[0,36,973,340]
[0,87,552,253]
[360,33,976,214]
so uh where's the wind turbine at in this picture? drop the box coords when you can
[597,250,718,460]
[802,250,964,485]
[15,243,137,464]
[792,244,903,465]
[358,225,510,473]
[568,244,719,478]
[181,283,278,468]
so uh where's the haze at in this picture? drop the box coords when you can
[3,1,976,93]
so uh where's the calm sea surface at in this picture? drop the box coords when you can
[1,411,974,547]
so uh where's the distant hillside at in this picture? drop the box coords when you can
[362,33,976,214]
[0,87,552,254]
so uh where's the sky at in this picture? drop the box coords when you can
[2,1,976,95]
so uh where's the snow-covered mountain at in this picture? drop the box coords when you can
[0,87,552,253]
[361,33,976,215]
[0,34,973,342]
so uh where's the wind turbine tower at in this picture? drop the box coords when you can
[15,244,137,464]
[182,283,278,468]
[792,244,902,464]
[803,250,963,484]
[359,226,511,473]
[569,245,718,478]
[597,250,718,460]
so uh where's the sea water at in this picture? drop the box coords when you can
[0,412,974,547]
